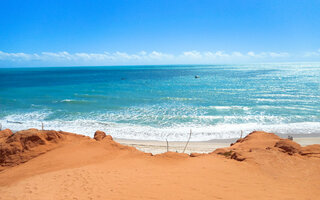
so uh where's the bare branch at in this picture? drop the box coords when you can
[183,129,192,153]
[165,138,169,152]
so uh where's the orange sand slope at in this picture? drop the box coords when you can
[1,129,320,200]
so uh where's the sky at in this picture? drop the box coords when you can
[0,0,320,67]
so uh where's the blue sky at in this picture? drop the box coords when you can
[1,0,320,66]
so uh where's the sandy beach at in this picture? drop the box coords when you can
[2,1,320,199]
[1,128,320,200]
[115,138,234,154]
[115,136,320,154]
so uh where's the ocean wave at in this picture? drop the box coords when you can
[2,111,52,122]
[1,106,318,131]
[255,105,318,111]
[160,97,197,101]
[59,99,90,104]
[207,106,250,111]
[258,94,320,98]
[253,98,314,103]
[1,117,320,141]
[74,93,109,99]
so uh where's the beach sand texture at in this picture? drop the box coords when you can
[115,136,320,154]
[1,128,320,200]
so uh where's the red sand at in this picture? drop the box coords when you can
[1,129,320,200]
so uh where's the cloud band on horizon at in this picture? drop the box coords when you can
[0,49,319,66]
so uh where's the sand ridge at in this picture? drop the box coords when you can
[0,129,320,200]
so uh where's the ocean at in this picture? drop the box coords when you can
[0,63,319,141]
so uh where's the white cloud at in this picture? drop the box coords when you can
[0,51,39,61]
[114,52,137,59]
[268,52,289,58]
[182,51,202,59]
[74,52,113,61]
[247,51,256,57]
[203,51,230,58]
[247,51,289,58]
[232,52,243,57]
[304,49,320,57]
[42,51,73,60]
[0,50,298,66]
[148,51,174,60]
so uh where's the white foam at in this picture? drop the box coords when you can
[61,99,73,102]
[3,111,51,122]
[59,99,89,103]
[1,117,320,141]
[160,97,197,101]
[1,107,320,141]
[207,106,251,111]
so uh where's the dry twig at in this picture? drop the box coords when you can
[183,129,192,153]
[166,138,169,152]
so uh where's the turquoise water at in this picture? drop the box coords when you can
[0,64,320,140]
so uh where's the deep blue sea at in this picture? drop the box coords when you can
[0,64,319,141]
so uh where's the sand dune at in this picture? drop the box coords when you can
[1,129,320,200]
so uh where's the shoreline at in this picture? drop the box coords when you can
[115,138,234,154]
[7,128,320,154]
[115,135,320,154]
